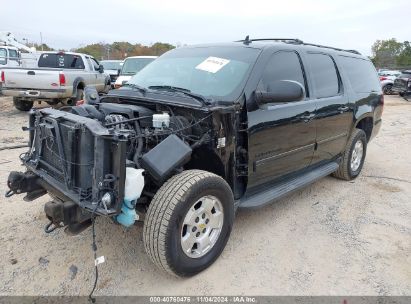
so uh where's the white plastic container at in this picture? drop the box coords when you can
[152,113,170,129]
[124,168,145,201]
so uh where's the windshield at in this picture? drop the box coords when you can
[121,58,155,75]
[127,46,260,101]
[101,61,122,70]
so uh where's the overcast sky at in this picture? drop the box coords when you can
[2,0,409,56]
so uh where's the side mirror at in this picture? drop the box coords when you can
[117,69,121,76]
[255,80,305,104]
[98,65,104,73]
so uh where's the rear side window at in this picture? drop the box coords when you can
[259,51,306,96]
[38,53,85,69]
[306,53,340,98]
[338,56,380,93]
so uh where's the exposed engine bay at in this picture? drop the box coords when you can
[6,95,227,233]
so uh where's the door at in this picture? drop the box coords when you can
[303,52,352,163]
[247,50,317,190]
[91,57,106,91]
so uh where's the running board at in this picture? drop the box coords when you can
[238,162,339,209]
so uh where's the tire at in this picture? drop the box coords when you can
[143,170,234,277]
[74,88,84,103]
[103,82,111,94]
[399,92,405,97]
[13,97,33,111]
[333,129,367,180]
[383,84,393,95]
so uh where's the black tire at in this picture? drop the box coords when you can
[74,88,84,103]
[103,81,111,94]
[399,92,405,97]
[383,84,393,95]
[333,129,367,180]
[143,170,234,277]
[13,97,33,111]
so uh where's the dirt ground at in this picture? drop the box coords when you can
[0,95,410,296]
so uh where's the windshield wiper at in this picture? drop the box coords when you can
[148,85,210,105]
[123,83,147,94]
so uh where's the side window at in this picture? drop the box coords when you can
[86,57,94,70]
[91,58,100,70]
[338,56,380,93]
[259,51,306,97]
[0,48,7,65]
[306,53,340,98]
[8,49,19,61]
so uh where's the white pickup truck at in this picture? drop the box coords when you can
[1,51,111,111]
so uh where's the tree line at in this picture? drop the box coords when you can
[74,42,175,60]
[371,39,411,70]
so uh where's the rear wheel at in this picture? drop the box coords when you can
[103,81,111,94]
[74,88,84,103]
[13,97,33,111]
[333,129,367,180]
[383,84,393,95]
[143,170,234,277]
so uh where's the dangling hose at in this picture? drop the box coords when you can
[133,121,143,168]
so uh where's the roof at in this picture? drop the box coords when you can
[124,56,158,59]
[185,38,364,58]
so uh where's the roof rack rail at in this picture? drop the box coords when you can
[303,42,361,55]
[236,36,361,55]
[236,36,304,45]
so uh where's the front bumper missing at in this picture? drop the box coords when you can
[17,107,127,216]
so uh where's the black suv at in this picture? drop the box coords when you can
[7,38,383,277]
[392,70,411,97]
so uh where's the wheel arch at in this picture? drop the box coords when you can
[71,77,86,98]
[184,146,226,179]
[354,115,373,142]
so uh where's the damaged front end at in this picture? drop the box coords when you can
[6,98,216,234]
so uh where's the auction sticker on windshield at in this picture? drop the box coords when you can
[196,56,230,73]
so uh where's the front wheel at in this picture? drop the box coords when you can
[143,170,234,277]
[333,129,367,180]
[13,97,33,111]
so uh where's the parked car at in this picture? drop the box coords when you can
[7,38,382,277]
[1,51,111,111]
[114,56,157,88]
[100,60,123,88]
[379,70,401,95]
[392,70,411,98]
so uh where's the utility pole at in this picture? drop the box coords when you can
[40,32,44,51]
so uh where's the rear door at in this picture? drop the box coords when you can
[247,50,316,190]
[302,52,352,164]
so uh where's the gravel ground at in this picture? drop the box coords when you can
[0,95,410,296]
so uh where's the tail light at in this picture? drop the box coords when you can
[379,76,387,81]
[1,71,4,83]
[59,73,66,86]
